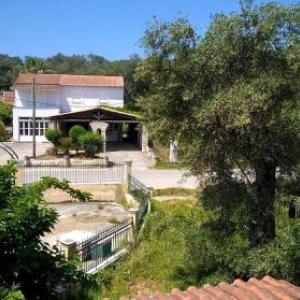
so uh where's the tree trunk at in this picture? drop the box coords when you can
[249,162,276,246]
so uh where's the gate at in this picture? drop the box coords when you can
[76,219,133,273]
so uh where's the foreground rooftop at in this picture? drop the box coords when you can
[123,276,300,300]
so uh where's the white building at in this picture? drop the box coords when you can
[12,73,125,142]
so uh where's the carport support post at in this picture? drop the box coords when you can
[89,121,109,153]
[141,126,148,153]
[125,160,132,191]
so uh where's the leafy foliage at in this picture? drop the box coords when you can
[0,55,22,90]
[183,205,300,287]
[30,176,91,202]
[69,125,86,152]
[0,120,9,141]
[0,103,12,126]
[80,132,103,158]
[100,200,300,299]
[0,161,93,299]
[45,128,62,146]
[137,1,300,245]
[23,57,47,74]
[45,128,62,154]
[58,137,72,155]
[0,285,24,300]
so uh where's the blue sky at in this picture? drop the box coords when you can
[0,0,294,60]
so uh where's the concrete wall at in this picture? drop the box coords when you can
[43,184,126,203]
[14,85,123,111]
[15,86,60,109]
[13,107,59,142]
[60,86,124,112]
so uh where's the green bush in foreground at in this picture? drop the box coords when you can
[99,200,300,300]
[80,132,103,158]
[0,285,24,300]
[0,161,94,300]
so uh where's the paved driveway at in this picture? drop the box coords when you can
[106,143,152,170]
[0,142,50,165]
[132,169,199,189]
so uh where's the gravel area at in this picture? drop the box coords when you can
[43,202,130,247]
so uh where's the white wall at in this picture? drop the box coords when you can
[15,85,124,112]
[13,84,124,141]
[15,87,60,109]
[13,107,59,142]
[60,86,124,112]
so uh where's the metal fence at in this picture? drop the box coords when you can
[22,161,126,185]
[76,219,133,273]
[130,176,150,225]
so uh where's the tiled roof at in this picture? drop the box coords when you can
[0,91,14,105]
[14,73,124,87]
[126,276,300,300]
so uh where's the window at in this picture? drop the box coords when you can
[19,118,50,136]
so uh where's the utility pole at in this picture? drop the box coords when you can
[32,76,36,158]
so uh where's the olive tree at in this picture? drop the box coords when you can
[137,1,300,245]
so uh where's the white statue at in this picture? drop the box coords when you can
[169,140,178,163]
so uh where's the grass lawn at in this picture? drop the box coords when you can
[153,159,184,170]
[99,200,204,300]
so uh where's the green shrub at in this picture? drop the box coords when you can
[0,285,24,300]
[0,120,9,141]
[100,200,300,299]
[80,132,102,158]
[0,102,12,126]
[45,128,62,154]
[183,211,300,286]
[58,137,72,155]
[69,125,86,153]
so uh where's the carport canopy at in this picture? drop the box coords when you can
[49,106,140,123]
[49,106,148,152]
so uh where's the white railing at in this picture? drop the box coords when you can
[22,161,126,185]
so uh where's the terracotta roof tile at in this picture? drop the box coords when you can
[125,276,300,300]
[14,73,123,87]
[0,91,14,105]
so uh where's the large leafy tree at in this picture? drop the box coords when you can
[0,55,23,90]
[23,57,47,74]
[0,161,92,299]
[137,2,300,245]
